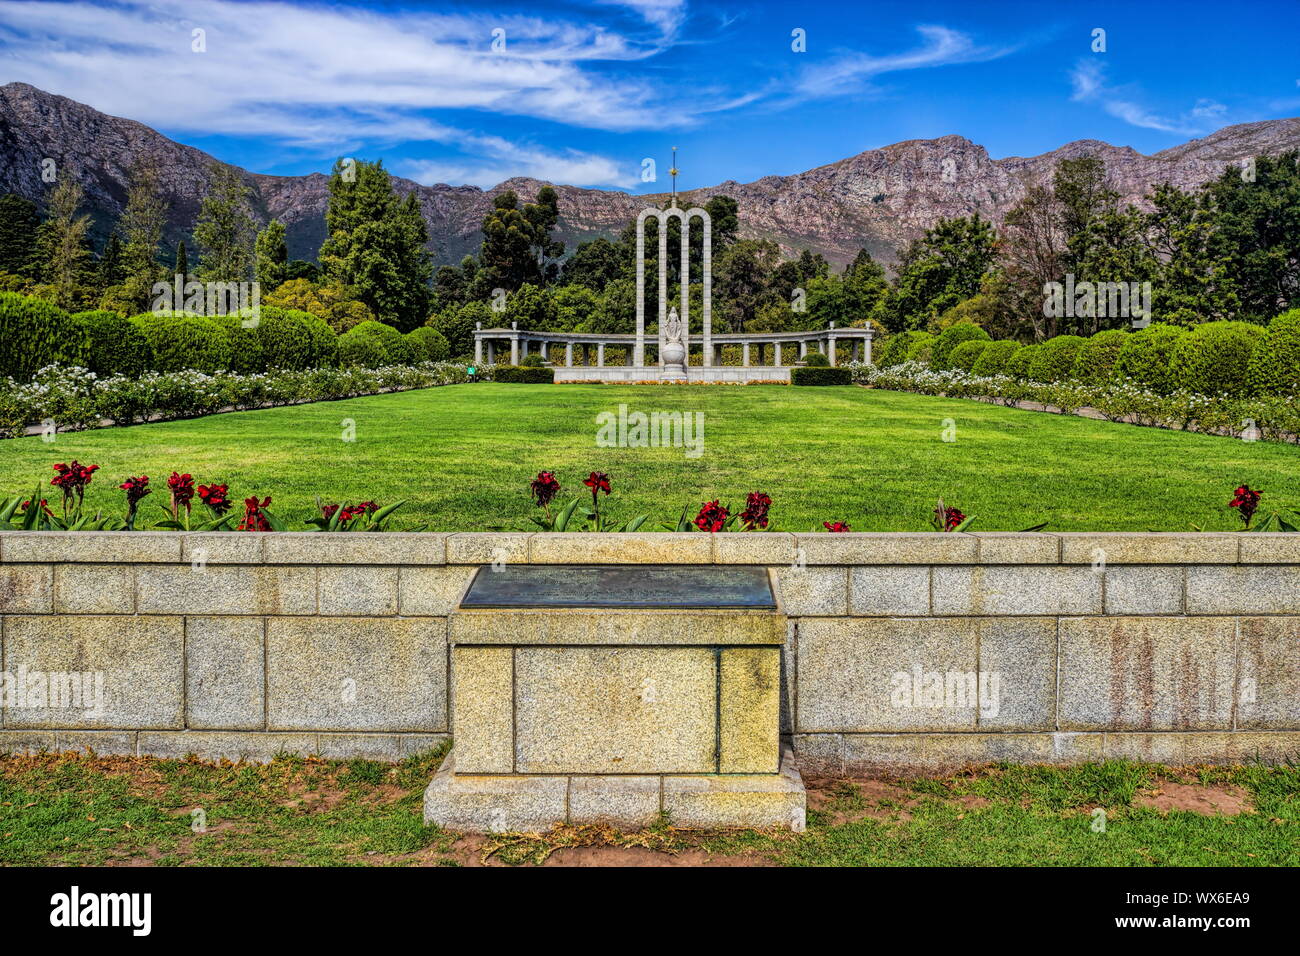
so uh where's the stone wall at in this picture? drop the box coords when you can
[1,531,1297,770]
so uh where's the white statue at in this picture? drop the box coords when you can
[664,306,684,346]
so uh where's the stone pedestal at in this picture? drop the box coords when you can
[424,566,805,832]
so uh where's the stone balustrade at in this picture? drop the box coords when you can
[1,531,1297,770]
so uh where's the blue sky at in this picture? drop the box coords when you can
[2,0,1298,192]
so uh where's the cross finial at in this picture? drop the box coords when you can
[669,146,678,208]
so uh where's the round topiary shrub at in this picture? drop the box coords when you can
[1170,320,1266,396]
[877,330,927,367]
[72,309,150,376]
[1113,323,1186,393]
[406,326,450,364]
[129,311,233,373]
[1028,335,1086,383]
[252,306,338,369]
[212,314,265,374]
[932,322,991,369]
[1246,308,1300,395]
[1072,329,1129,385]
[947,338,990,373]
[519,351,547,368]
[971,339,1022,377]
[338,320,414,368]
[904,332,936,365]
[0,292,85,380]
[1006,343,1041,381]
[803,351,831,367]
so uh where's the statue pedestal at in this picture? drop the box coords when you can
[661,340,687,379]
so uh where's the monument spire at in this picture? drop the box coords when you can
[669,146,678,208]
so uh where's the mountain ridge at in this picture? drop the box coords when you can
[2,81,1298,268]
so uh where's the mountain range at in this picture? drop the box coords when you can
[2,81,1298,269]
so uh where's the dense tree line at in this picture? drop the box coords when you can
[0,148,1295,362]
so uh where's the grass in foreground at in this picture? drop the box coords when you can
[0,384,1296,531]
[2,749,1296,867]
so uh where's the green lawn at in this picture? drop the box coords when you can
[1,383,1296,531]
[1,750,1295,866]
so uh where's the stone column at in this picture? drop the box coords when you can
[510,336,519,365]
[635,211,648,367]
[742,342,750,367]
[658,212,669,366]
[827,331,837,366]
[474,322,483,364]
[774,342,782,366]
[565,342,574,367]
[597,343,605,367]
[865,327,873,366]
[486,340,495,364]
[679,211,690,351]
[799,340,808,359]
[702,212,712,367]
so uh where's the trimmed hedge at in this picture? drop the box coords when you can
[254,306,338,369]
[1170,320,1265,396]
[1072,329,1129,385]
[1028,335,1086,383]
[72,310,150,377]
[947,338,990,372]
[213,313,264,374]
[338,320,414,369]
[495,364,555,383]
[0,292,85,380]
[1113,324,1186,394]
[904,332,936,364]
[877,330,926,367]
[971,339,1022,377]
[406,326,450,364]
[932,322,990,369]
[1247,308,1300,395]
[791,366,852,385]
[129,312,233,373]
[1005,344,1040,381]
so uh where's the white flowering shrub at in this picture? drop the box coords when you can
[845,361,1300,444]
[0,362,480,439]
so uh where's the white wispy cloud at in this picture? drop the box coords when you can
[790,25,1016,101]
[399,136,637,189]
[0,0,673,134]
[1069,60,1204,135]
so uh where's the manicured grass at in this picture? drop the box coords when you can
[2,751,1295,866]
[1,383,1296,531]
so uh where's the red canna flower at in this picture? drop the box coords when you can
[584,471,611,519]
[1229,484,1262,527]
[238,496,272,532]
[823,521,851,533]
[321,503,340,521]
[935,502,966,532]
[167,472,195,515]
[120,475,151,528]
[530,471,561,510]
[694,500,730,533]
[197,483,231,516]
[50,460,99,516]
[120,475,151,506]
[740,492,772,530]
[20,499,54,518]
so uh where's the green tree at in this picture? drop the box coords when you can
[36,178,93,309]
[0,194,40,278]
[255,219,288,290]
[194,163,256,282]
[174,239,189,279]
[475,188,563,295]
[1202,151,1300,322]
[879,215,998,331]
[105,159,168,314]
[319,159,433,331]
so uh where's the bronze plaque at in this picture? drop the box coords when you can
[461,564,775,609]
